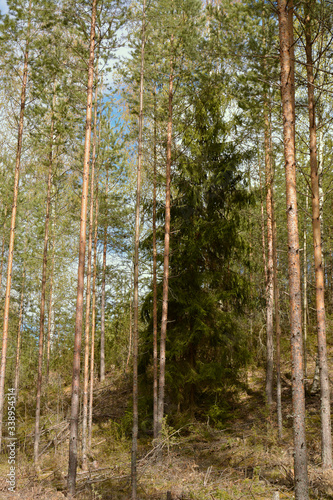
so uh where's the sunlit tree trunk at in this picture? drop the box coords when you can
[264,102,274,406]
[258,156,267,286]
[0,206,7,293]
[0,3,31,450]
[132,3,145,498]
[67,0,97,494]
[88,193,99,449]
[46,225,56,387]
[100,169,108,383]
[305,5,332,469]
[303,191,308,380]
[277,0,309,497]
[153,85,158,439]
[157,37,174,437]
[34,85,56,465]
[14,265,26,400]
[272,192,282,439]
[82,78,99,471]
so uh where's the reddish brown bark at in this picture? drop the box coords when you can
[132,3,145,497]
[82,78,98,471]
[126,296,133,372]
[277,0,309,497]
[46,225,55,387]
[34,85,56,464]
[258,158,267,287]
[0,206,7,292]
[305,6,332,469]
[88,193,99,449]
[14,266,25,400]
[303,193,308,380]
[67,0,96,494]
[0,4,31,450]
[100,169,108,383]
[272,194,282,439]
[157,38,174,436]
[153,85,158,439]
[264,103,274,406]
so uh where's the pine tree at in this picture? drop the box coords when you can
[277,1,309,497]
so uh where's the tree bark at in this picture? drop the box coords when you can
[67,0,96,494]
[46,224,56,388]
[258,156,268,287]
[153,85,158,440]
[100,173,108,383]
[264,102,274,407]
[82,77,99,472]
[88,193,99,449]
[157,36,174,437]
[132,3,145,498]
[14,266,25,400]
[0,3,31,450]
[0,206,7,293]
[272,192,282,439]
[34,84,56,465]
[126,293,133,373]
[277,1,309,497]
[305,6,332,469]
[303,191,308,380]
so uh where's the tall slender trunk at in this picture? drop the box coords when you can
[0,4,31,450]
[46,224,56,387]
[277,1,309,497]
[126,295,133,372]
[14,266,26,400]
[258,157,268,286]
[152,85,158,439]
[88,192,98,449]
[305,6,332,469]
[0,206,8,292]
[82,77,99,471]
[157,36,174,436]
[303,191,308,379]
[100,169,108,383]
[132,3,145,498]
[34,85,56,464]
[272,191,282,439]
[264,102,274,406]
[67,0,96,494]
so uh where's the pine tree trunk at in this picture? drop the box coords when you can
[34,85,56,465]
[258,157,268,286]
[153,85,158,440]
[0,206,7,293]
[157,38,174,437]
[46,225,56,387]
[100,170,108,383]
[126,296,133,372]
[0,6,30,450]
[67,0,97,494]
[272,192,283,439]
[132,3,145,497]
[277,1,309,497]
[305,7,332,468]
[303,191,308,380]
[88,193,99,449]
[264,102,274,406]
[82,78,99,471]
[14,266,25,400]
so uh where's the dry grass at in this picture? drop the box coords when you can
[1,356,333,499]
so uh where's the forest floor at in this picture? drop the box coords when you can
[0,358,333,499]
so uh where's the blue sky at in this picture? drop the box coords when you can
[0,0,7,14]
